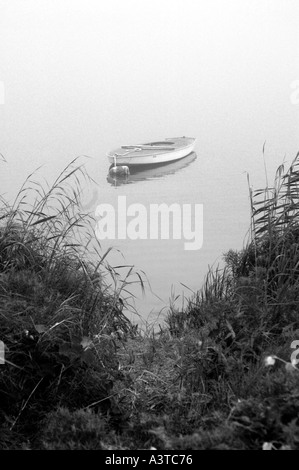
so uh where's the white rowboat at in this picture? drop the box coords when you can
[107,136,196,166]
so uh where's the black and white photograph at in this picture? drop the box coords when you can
[0,0,299,453]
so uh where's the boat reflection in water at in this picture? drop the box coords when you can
[107,152,197,186]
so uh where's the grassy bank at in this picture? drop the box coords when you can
[1,154,299,450]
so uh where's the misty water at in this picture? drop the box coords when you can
[1,0,299,326]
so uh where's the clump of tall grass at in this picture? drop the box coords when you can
[168,151,299,340]
[0,157,144,447]
[149,151,299,448]
[249,152,299,304]
[223,151,299,329]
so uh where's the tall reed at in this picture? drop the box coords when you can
[0,157,145,443]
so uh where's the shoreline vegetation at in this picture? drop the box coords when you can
[1,153,299,450]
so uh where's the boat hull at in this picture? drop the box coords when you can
[107,152,197,186]
[107,137,196,166]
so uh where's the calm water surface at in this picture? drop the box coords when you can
[2,130,299,327]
